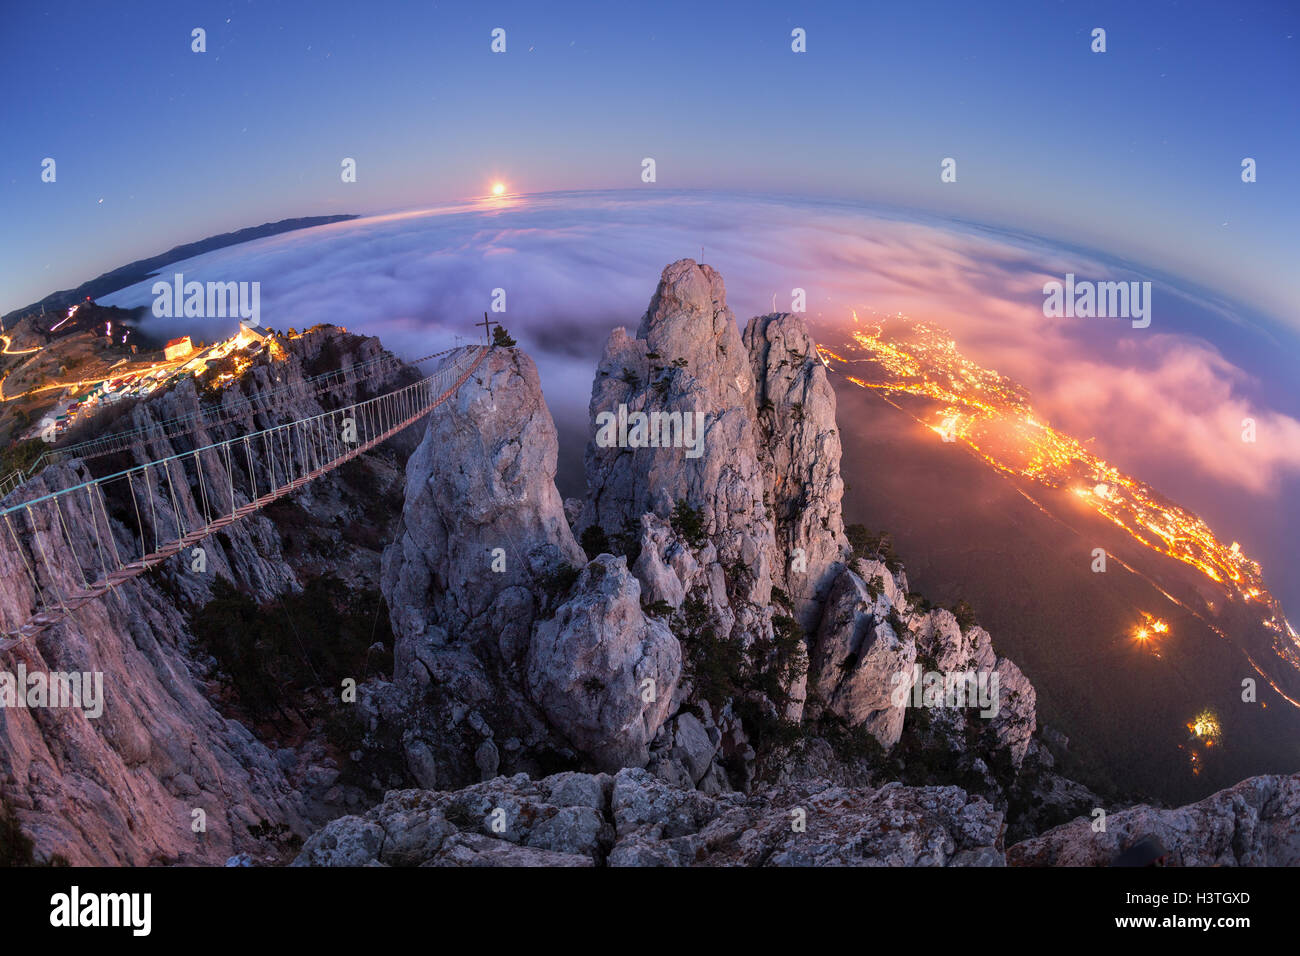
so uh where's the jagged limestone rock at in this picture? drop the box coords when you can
[581,260,774,609]
[526,556,681,772]
[381,348,681,782]
[1009,772,1300,866]
[907,607,1037,769]
[294,767,1006,867]
[0,327,401,865]
[810,563,917,748]
[382,347,585,659]
[744,313,850,631]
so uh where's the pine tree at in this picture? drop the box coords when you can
[492,326,517,347]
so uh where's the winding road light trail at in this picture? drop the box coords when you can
[1,334,41,356]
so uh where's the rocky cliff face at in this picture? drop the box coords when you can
[526,556,681,772]
[0,326,412,865]
[369,260,1068,833]
[1009,772,1300,866]
[809,559,917,748]
[581,261,779,613]
[293,765,1300,868]
[383,348,585,654]
[744,312,850,632]
[8,263,1288,867]
[293,767,1005,867]
[376,347,682,789]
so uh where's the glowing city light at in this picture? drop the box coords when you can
[1188,709,1221,744]
[825,316,1295,669]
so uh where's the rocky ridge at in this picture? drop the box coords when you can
[294,767,1005,867]
[299,252,1300,863]
[0,326,413,864]
[294,764,1300,867]
[355,260,1100,856]
[4,261,1294,867]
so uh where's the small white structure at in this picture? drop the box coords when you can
[164,336,194,361]
[235,321,267,346]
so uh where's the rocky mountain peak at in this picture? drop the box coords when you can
[637,259,752,401]
[581,259,765,557]
[6,274,1293,868]
[745,312,851,630]
[383,347,585,659]
[379,346,681,789]
[0,325,410,865]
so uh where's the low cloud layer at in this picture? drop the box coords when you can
[101,190,1300,515]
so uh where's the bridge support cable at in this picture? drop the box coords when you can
[0,347,486,647]
[1,345,467,496]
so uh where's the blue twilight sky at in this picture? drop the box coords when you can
[1,0,1297,318]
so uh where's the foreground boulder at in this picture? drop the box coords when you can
[809,561,916,748]
[1009,772,1300,866]
[526,556,681,771]
[294,768,1005,867]
[0,327,401,865]
[297,768,1300,867]
[378,348,681,786]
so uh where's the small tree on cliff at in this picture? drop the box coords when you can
[492,326,517,347]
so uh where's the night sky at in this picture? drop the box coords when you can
[3,0,1296,320]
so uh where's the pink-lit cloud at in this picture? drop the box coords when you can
[98,191,1300,503]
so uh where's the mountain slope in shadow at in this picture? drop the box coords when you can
[828,356,1300,806]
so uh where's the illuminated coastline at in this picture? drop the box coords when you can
[821,313,1298,672]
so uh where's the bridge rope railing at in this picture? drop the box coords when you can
[0,345,488,647]
[0,471,22,500]
[9,345,466,488]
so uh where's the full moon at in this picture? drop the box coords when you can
[491,182,506,196]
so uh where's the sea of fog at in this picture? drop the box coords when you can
[98,189,1300,617]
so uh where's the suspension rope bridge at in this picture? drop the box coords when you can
[0,345,489,649]
[0,470,21,500]
[2,345,466,494]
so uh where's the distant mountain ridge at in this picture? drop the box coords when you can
[2,215,358,325]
